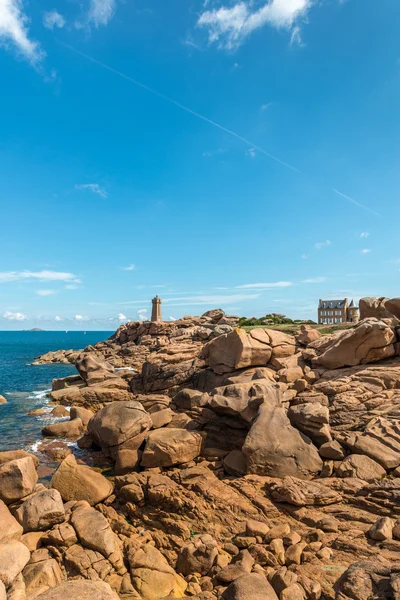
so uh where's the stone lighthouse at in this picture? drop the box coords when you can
[151,295,162,322]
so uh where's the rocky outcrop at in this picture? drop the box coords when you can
[201,328,296,375]
[176,534,218,576]
[15,309,400,599]
[51,455,113,505]
[0,540,30,587]
[312,319,397,369]
[13,488,65,532]
[359,297,392,320]
[334,560,400,600]
[385,297,400,320]
[336,454,386,482]
[243,392,323,479]
[222,573,279,599]
[268,476,342,506]
[0,500,23,542]
[35,580,120,599]
[288,402,331,447]
[127,541,187,599]
[87,400,152,457]
[42,418,84,439]
[75,353,115,385]
[0,457,38,504]
[32,349,80,365]
[141,428,203,468]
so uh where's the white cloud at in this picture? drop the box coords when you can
[360,232,370,238]
[75,315,88,321]
[35,289,57,296]
[137,308,148,319]
[315,240,331,250]
[55,315,62,321]
[236,281,293,289]
[43,10,65,29]
[302,277,327,284]
[0,270,79,283]
[75,183,107,198]
[169,316,177,321]
[301,253,309,260]
[197,0,313,50]
[247,147,256,158]
[3,311,28,321]
[360,249,371,254]
[290,24,303,46]
[121,264,135,271]
[0,0,43,64]
[118,313,127,322]
[261,102,272,111]
[87,0,115,27]
[65,284,79,290]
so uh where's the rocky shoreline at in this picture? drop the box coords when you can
[2,305,400,599]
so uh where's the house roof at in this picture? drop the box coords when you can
[319,299,347,309]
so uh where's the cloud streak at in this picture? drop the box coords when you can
[0,270,80,283]
[236,281,293,289]
[75,183,108,198]
[35,289,57,296]
[315,240,331,250]
[0,0,43,64]
[302,277,327,283]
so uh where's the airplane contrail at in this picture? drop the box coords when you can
[332,189,381,218]
[59,41,380,217]
[59,42,301,174]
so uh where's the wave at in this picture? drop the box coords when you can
[29,389,52,400]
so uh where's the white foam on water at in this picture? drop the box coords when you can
[30,389,52,400]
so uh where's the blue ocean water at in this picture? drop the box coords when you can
[0,331,110,452]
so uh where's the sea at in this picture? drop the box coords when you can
[0,331,110,453]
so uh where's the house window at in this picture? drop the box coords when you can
[329,311,334,316]
[328,318,334,324]
[335,311,341,315]
[335,318,342,324]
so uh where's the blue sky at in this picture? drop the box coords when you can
[0,0,399,330]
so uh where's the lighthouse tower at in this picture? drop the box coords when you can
[151,295,162,322]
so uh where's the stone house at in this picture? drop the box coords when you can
[318,298,359,325]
